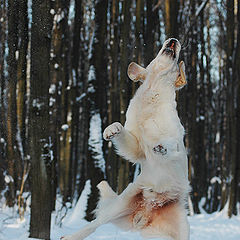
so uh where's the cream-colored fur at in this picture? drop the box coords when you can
[61,38,189,240]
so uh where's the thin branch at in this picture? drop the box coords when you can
[152,0,163,11]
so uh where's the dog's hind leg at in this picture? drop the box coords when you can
[177,213,189,240]
[61,219,104,240]
[61,204,130,240]
[61,210,123,240]
[61,184,140,240]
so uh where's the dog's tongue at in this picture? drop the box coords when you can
[170,42,175,49]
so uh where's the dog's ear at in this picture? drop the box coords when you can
[127,62,147,83]
[175,61,187,89]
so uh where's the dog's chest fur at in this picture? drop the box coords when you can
[125,79,183,144]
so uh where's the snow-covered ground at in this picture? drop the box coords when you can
[1,183,240,240]
[1,195,240,240]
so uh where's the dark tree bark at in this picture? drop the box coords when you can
[118,0,132,193]
[144,0,159,66]
[228,0,239,217]
[106,0,120,191]
[216,3,228,211]
[134,0,144,65]
[29,0,53,238]
[16,0,28,160]
[197,4,208,210]
[0,0,7,192]
[164,0,180,38]
[187,0,200,214]
[15,0,29,217]
[77,8,92,199]
[236,1,240,212]
[85,0,108,221]
[6,0,21,207]
[70,0,82,202]
[50,0,71,205]
[222,0,235,216]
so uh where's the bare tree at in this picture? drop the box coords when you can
[118,0,132,193]
[106,0,120,191]
[6,0,21,207]
[85,0,108,221]
[29,0,53,238]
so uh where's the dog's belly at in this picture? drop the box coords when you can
[137,165,189,195]
[128,190,181,239]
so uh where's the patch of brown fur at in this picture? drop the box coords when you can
[129,190,180,239]
[134,73,146,82]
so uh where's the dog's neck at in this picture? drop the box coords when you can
[142,63,178,104]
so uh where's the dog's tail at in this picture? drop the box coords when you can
[97,180,117,198]
[94,181,118,219]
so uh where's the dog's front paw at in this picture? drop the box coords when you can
[103,122,123,140]
[153,144,167,155]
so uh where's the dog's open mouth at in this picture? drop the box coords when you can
[162,39,177,59]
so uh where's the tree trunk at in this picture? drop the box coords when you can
[50,0,71,205]
[29,0,53,238]
[144,0,159,66]
[106,0,120,191]
[17,0,28,160]
[197,5,208,211]
[118,0,132,193]
[70,0,82,202]
[187,0,200,214]
[228,0,238,217]
[0,0,7,192]
[164,0,179,38]
[236,0,240,213]
[6,0,21,207]
[85,0,107,221]
[134,0,144,64]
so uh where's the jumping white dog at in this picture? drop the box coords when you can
[62,38,189,240]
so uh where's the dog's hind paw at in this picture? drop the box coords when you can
[153,144,167,155]
[103,122,123,140]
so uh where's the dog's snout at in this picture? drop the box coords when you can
[160,38,181,60]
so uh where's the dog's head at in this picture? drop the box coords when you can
[128,38,186,90]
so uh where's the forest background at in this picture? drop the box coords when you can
[0,0,240,239]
